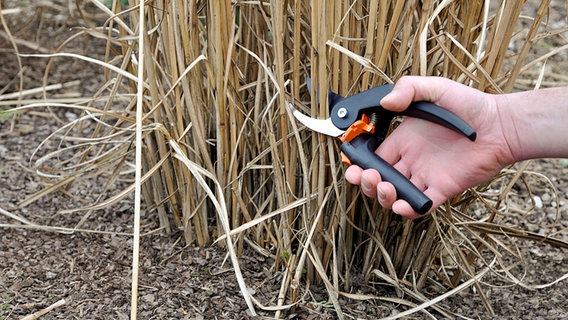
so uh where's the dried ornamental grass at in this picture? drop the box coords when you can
[2,0,568,318]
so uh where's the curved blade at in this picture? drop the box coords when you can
[289,103,345,137]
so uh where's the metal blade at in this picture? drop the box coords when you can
[289,103,345,137]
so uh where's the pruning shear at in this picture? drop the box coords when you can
[289,80,477,215]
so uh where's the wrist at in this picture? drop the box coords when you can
[495,87,568,162]
[493,93,524,164]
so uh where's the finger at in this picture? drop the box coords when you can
[409,171,428,191]
[378,181,426,218]
[391,200,422,219]
[376,181,396,209]
[380,76,453,111]
[379,81,415,112]
[391,186,447,219]
[392,160,411,180]
[345,165,363,185]
[360,169,382,199]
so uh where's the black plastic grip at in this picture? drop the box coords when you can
[341,134,433,215]
[401,101,477,141]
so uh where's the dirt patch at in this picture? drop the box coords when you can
[1,1,567,319]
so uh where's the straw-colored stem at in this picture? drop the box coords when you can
[12,0,568,317]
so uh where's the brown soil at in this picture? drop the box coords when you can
[1,1,567,319]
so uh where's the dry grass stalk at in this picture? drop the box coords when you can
[20,298,66,320]
[4,0,568,318]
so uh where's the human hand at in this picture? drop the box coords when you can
[345,76,515,219]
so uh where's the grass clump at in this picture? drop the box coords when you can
[4,0,568,318]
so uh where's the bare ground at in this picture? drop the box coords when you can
[1,2,567,319]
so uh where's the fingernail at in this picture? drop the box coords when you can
[377,187,386,201]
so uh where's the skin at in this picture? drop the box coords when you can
[345,76,568,219]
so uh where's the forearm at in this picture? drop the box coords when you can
[497,86,568,162]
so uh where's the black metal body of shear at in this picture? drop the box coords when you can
[290,82,477,215]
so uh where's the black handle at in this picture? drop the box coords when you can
[341,134,433,215]
[402,101,477,141]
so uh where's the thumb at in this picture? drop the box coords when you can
[380,84,412,112]
[380,76,452,112]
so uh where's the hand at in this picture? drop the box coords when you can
[345,76,515,219]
